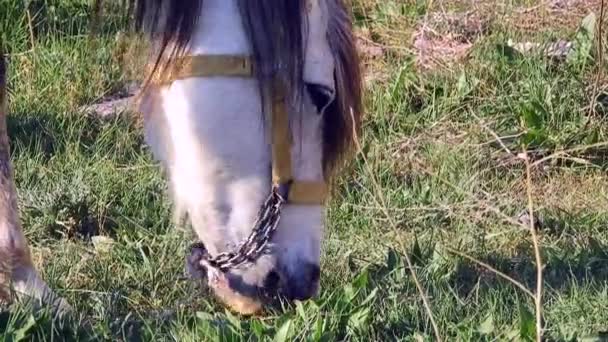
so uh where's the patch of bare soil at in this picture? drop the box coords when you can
[507,0,602,32]
[413,11,491,71]
[355,27,392,86]
[519,171,608,213]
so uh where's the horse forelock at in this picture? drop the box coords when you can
[132,0,307,97]
[132,0,203,90]
[239,0,307,107]
[132,0,361,180]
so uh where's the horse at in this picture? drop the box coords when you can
[0,0,362,315]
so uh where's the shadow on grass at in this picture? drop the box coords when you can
[6,112,146,241]
[7,113,61,160]
[450,239,608,298]
[0,303,96,341]
[7,111,143,160]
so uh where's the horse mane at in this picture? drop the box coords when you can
[323,0,362,177]
[131,0,362,178]
[132,0,203,89]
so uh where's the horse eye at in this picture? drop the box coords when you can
[306,83,334,115]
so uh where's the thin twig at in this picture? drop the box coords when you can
[587,0,606,118]
[421,107,548,339]
[445,248,535,298]
[583,0,606,130]
[413,158,530,229]
[530,141,608,167]
[356,35,414,53]
[26,8,36,50]
[472,113,514,155]
[522,150,544,341]
[350,111,443,342]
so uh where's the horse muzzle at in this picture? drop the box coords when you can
[186,243,320,315]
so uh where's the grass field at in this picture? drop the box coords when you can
[1,0,608,340]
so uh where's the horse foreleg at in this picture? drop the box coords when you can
[0,55,70,315]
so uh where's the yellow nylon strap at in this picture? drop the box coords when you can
[271,86,293,186]
[271,86,327,205]
[149,55,254,85]
[287,181,328,205]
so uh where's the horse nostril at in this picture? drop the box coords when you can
[263,270,281,293]
[284,263,321,301]
[186,242,209,279]
[309,264,320,284]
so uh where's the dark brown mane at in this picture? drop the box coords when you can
[131,0,362,178]
[132,0,203,88]
[323,0,362,177]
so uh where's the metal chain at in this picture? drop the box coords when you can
[192,187,285,273]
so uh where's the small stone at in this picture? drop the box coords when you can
[516,210,543,230]
[91,235,115,253]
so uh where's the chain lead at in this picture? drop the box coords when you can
[193,187,285,273]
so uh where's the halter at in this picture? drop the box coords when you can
[148,54,328,272]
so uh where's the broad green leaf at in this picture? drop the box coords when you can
[496,44,523,61]
[478,314,495,335]
[348,307,371,333]
[411,236,424,265]
[518,303,536,341]
[456,72,479,97]
[343,284,357,302]
[580,12,597,41]
[13,314,37,342]
[457,72,468,96]
[360,288,378,307]
[387,248,399,270]
[521,104,543,130]
[568,12,596,66]
[352,268,369,290]
[296,301,307,320]
[273,319,293,342]
[250,320,265,339]
[196,312,214,321]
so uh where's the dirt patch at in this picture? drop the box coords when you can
[413,11,491,70]
[355,28,393,86]
[533,172,608,213]
[506,0,602,32]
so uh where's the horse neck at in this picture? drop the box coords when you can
[187,0,250,55]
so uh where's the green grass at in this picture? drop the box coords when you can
[2,0,608,340]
